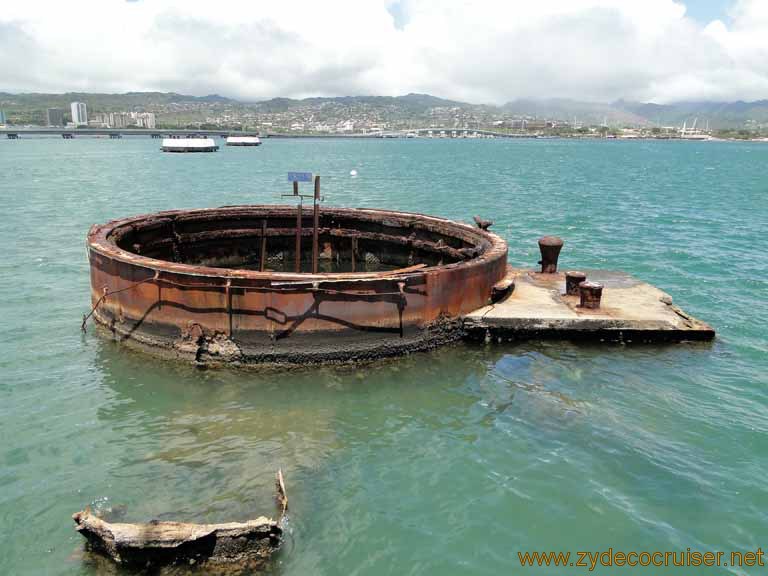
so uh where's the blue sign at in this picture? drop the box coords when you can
[287,172,313,182]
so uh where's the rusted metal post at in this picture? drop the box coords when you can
[473,216,493,230]
[538,236,564,273]
[579,280,603,309]
[295,201,302,273]
[259,219,267,272]
[312,176,320,273]
[565,271,587,295]
[225,280,233,336]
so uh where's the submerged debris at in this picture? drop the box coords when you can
[73,470,288,569]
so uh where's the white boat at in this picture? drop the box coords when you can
[679,118,712,141]
[226,135,261,146]
[681,133,712,141]
[161,137,219,152]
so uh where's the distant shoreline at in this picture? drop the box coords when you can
[1,130,764,143]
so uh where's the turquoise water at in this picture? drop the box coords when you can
[1,137,767,575]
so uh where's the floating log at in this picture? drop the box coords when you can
[72,470,288,569]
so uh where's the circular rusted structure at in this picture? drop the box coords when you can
[87,205,508,365]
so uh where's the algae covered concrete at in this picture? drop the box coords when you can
[464,269,715,343]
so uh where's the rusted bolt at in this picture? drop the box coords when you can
[538,236,564,273]
[579,280,603,309]
[473,216,493,230]
[565,271,587,295]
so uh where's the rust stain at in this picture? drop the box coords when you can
[86,206,508,365]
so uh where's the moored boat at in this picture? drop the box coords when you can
[161,137,219,152]
[226,135,261,146]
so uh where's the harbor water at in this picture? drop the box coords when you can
[1,137,767,575]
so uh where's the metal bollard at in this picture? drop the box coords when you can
[473,216,493,230]
[579,281,603,309]
[538,236,564,273]
[565,271,587,295]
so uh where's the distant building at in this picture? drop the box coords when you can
[109,112,131,128]
[0,110,6,125]
[133,112,156,129]
[88,114,110,128]
[47,108,65,126]
[70,102,88,126]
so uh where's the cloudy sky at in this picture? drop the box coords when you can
[1,0,767,104]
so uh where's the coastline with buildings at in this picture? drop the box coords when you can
[42,101,156,129]
[1,92,767,141]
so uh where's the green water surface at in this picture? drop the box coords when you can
[1,137,767,575]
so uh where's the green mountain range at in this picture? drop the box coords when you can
[1,91,767,129]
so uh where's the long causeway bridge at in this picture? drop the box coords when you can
[0,127,537,139]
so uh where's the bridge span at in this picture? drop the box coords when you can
[1,127,539,139]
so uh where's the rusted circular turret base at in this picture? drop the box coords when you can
[87,206,508,366]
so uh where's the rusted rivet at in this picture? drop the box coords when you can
[473,216,493,230]
[538,236,564,273]
[565,271,587,295]
[579,280,603,309]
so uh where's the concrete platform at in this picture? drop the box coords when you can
[463,269,715,343]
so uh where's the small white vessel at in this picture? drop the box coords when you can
[679,118,712,141]
[681,133,712,141]
[226,135,262,146]
[161,137,219,152]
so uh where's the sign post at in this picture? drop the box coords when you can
[287,172,313,184]
[312,176,320,273]
[284,172,320,274]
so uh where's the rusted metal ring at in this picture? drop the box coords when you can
[86,206,509,366]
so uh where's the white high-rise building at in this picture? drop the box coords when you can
[109,112,132,128]
[70,102,88,126]
[141,112,157,129]
[128,112,156,129]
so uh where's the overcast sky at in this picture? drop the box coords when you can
[1,0,767,104]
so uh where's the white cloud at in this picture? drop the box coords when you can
[0,0,766,103]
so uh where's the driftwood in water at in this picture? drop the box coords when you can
[72,470,288,568]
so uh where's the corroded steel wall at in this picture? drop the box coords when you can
[87,206,508,365]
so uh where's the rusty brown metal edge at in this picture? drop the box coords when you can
[87,205,509,283]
